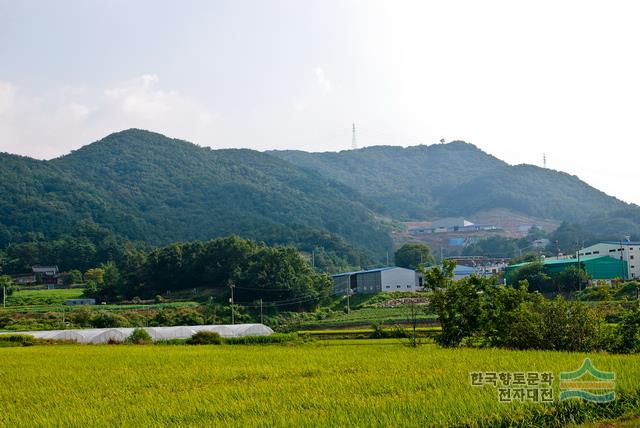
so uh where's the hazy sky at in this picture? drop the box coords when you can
[1,1,639,205]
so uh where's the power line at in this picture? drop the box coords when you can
[233,285,300,291]
[236,295,322,307]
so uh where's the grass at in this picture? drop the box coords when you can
[298,307,437,328]
[0,342,639,427]
[0,300,199,315]
[5,288,85,306]
[299,327,441,335]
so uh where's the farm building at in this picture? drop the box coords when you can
[504,255,627,284]
[0,324,274,344]
[332,267,422,295]
[31,266,61,285]
[578,241,640,280]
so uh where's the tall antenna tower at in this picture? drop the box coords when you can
[351,123,358,150]
[543,153,547,168]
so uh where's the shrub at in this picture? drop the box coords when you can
[126,328,152,345]
[186,331,222,345]
[0,334,34,347]
[389,325,409,339]
[370,323,386,339]
[616,303,640,353]
[90,312,130,328]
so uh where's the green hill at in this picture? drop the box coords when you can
[0,129,392,263]
[271,142,640,237]
[3,130,640,270]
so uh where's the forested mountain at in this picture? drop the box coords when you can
[271,142,626,221]
[2,130,640,273]
[0,129,392,265]
[271,142,640,237]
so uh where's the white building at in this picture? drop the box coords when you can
[578,241,639,279]
[332,267,422,295]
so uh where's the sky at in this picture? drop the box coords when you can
[1,0,639,205]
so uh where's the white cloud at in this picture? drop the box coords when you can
[0,75,219,158]
[0,82,17,115]
[315,67,332,94]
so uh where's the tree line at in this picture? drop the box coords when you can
[82,236,332,310]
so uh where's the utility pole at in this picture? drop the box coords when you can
[620,238,625,280]
[386,251,389,266]
[576,240,581,292]
[259,298,263,324]
[229,282,235,325]
[311,250,315,270]
[345,278,351,315]
[351,123,357,150]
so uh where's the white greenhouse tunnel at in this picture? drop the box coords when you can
[0,324,274,344]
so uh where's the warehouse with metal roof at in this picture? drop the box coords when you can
[332,267,421,295]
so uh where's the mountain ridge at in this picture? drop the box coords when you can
[2,129,640,264]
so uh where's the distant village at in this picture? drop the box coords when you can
[332,216,636,295]
[10,216,637,300]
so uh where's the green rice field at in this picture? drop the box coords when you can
[1,341,639,427]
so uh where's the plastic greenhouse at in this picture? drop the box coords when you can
[1,324,274,344]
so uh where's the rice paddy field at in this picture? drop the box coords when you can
[1,341,639,427]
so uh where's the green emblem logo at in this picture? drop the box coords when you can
[559,358,616,402]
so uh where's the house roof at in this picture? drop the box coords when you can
[32,266,59,273]
[508,255,616,269]
[452,265,477,274]
[601,241,640,246]
[331,267,409,278]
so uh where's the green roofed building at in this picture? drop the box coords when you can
[504,255,628,284]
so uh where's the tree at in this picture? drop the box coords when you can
[429,275,492,346]
[418,259,456,291]
[100,262,121,302]
[616,303,640,353]
[508,262,554,293]
[553,266,590,293]
[63,269,83,286]
[394,243,435,269]
[0,275,14,299]
[509,252,539,265]
[462,236,520,258]
[84,268,105,284]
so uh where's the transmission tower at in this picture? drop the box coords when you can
[543,153,547,168]
[351,123,358,150]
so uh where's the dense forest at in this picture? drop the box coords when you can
[2,129,640,274]
[82,236,332,309]
[0,129,391,268]
[272,142,640,238]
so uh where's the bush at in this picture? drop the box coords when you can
[186,331,223,345]
[370,323,386,339]
[431,277,620,352]
[90,311,130,328]
[616,303,640,353]
[0,334,34,347]
[126,328,152,345]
